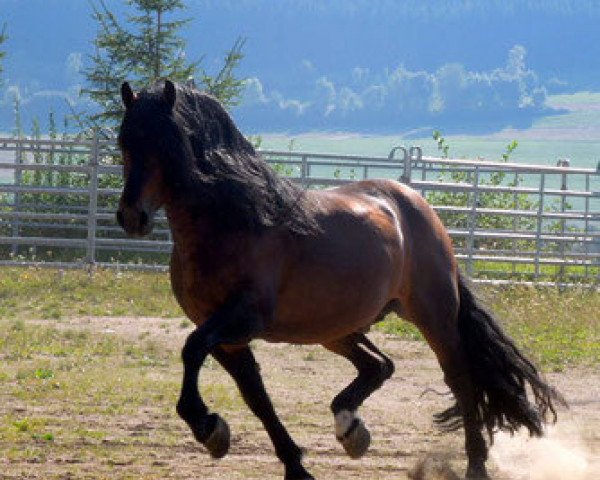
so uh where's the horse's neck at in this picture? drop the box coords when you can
[166,201,207,247]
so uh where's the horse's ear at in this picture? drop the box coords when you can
[164,80,176,110]
[121,82,135,109]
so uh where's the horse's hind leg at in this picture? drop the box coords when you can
[322,332,395,459]
[403,281,489,479]
[212,346,313,480]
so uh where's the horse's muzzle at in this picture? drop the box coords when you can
[116,206,154,237]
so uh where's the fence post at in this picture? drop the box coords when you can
[300,154,308,187]
[583,173,591,282]
[11,139,23,257]
[466,165,480,277]
[409,146,422,192]
[511,171,519,277]
[388,146,409,184]
[534,174,546,280]
[557,159,570,282]
[86,131,100,266]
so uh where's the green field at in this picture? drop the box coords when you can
[0,267,598,371]
[261,133,600,170]
[260,92,600,170]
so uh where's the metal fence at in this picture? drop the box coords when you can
[0,135,598,285]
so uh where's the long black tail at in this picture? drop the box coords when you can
[440,274,567,441]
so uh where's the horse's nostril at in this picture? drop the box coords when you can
[140,210,149,228]
[116,210,124,228]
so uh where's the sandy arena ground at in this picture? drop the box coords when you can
[1,316,598,480]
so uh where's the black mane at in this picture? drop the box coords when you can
[129,82,318,235]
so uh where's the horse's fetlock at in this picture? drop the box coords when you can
[176,397,207,424]
[334,409,357,439]
[382,357,395,380]
[276,442,304,466]
[176,399,193,421]
[283,460,313,480]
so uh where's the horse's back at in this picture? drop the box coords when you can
[262,180,404,342]
[271,179,458,343]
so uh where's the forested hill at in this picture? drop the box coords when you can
[1,0,600,134]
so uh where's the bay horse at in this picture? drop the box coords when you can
[116,80,564,480]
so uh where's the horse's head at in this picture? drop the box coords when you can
[116,80,178,237]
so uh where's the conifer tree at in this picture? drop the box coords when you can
[0,23,7,86]
[82,0,245,129]
[12,94,23,139]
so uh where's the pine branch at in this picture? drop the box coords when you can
[81,0,244,129]
[0,23,8,84]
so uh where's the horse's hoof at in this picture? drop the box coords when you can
[204,414,230,459]
[466,464,490,480]
[340,419,371,459]
[284,464,314,480]
[285,473,314,480]
[335,410,371,459]
[285,475,314,480]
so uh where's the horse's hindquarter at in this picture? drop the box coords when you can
[265,183,405,344]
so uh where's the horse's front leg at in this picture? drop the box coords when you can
[175,293,263,459]
[212,346,314,480]
[323,333,395,459]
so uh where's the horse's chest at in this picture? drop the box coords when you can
[169,249,236,325]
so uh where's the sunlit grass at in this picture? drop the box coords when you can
[484,284,600,371]
[0,312,242,474]
[377,283,600,371]
[1,266,598,371]
[0,267,181,319]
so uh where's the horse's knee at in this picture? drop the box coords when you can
[181,335,204,364]
[367,355,394,388]
[382,356,395,381]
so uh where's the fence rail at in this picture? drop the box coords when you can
[0,135,598,286]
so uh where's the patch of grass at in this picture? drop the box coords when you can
[0,267,182,319]
[179,319,192,329]
[0,309,246,478]
[377,284,599,370]
[0,267,598,371]
[75,428,108,441]
[13,418,31,432]
[376,315,423,340]
[31,432,54,442]
[34,368,55,380]
[483,284,600,371]
[0,322,123,362]
[466,259,599,283]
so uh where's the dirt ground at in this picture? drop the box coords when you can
[2,316,599,480]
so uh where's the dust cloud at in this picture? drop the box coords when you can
[408,454,461,480]
[490,422,598,480]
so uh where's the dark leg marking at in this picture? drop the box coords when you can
[323,333,395,458]
[442,371,490,480]
[175,293,264,459]
[212,346,314,480]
